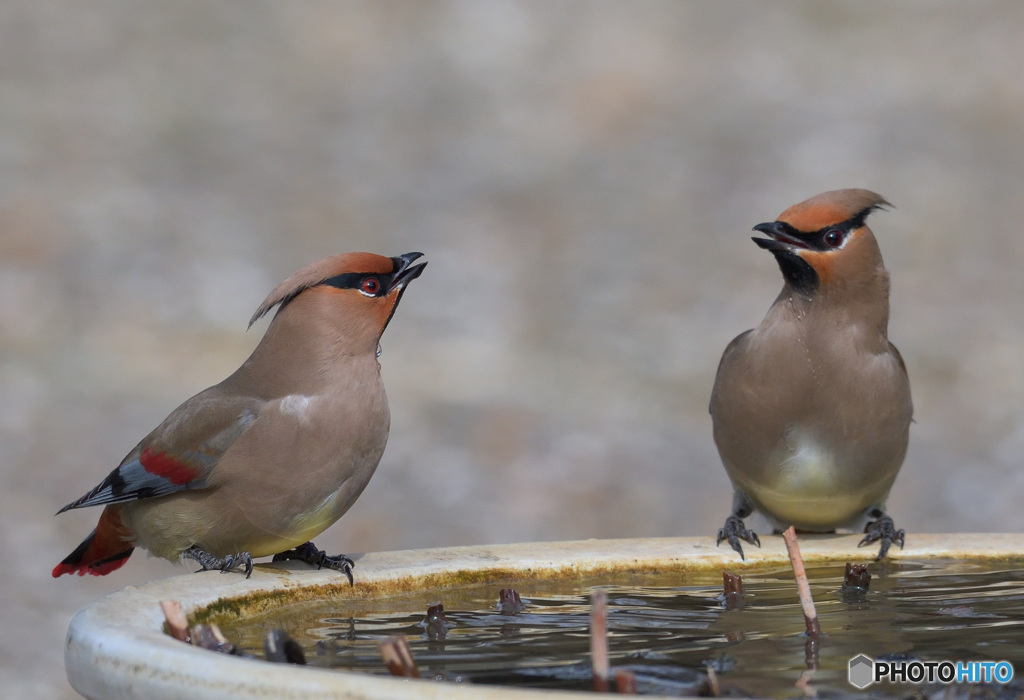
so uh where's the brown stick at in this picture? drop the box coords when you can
[424,602,447,641]
[379,636,420,678]
[160,600,189,643]
[498,587,523,615]
[615,669,637,694]
[722,571,743,597]
[782,526,820,638]
[188,623,252,657]
[265,629,307,665]
[795,667,818,697]
[721,571,744,611]
[704,665,721,697]
[842,562,871,591]
[591,589,610,692]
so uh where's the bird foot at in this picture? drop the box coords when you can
[185,545,254,579]
[716,515,761,560]
[859,514,905,560]
[273,541,354,585]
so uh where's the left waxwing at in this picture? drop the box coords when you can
[54,251,426,582]
[710,189,912,560]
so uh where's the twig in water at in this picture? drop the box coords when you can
[795,667,818,697]
[782,526,820,638]
[703,665,721,697]
[721,571,744,610]
[379,636,420,678]
[424,602,447,641]
[842,562,871,592]
[615,669,637,694]
[499,587,523,615]
[591,589,610,692]
[265,629,306,664]
[722,571,743,597]
[783,527,820,694]
[189,623,252,657]
[160,600,189,643]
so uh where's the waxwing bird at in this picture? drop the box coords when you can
[54,252,426,582]
[709,189,912,560]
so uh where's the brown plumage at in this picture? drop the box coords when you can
[54,252,426,581]
[710,190,911,559]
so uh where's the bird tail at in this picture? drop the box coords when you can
[53,506,134,577]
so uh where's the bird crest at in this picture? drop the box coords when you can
[776,189,890,234]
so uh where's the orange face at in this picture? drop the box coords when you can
[752,190,890,295]
[312,252,427,335]
[250,252,426,330]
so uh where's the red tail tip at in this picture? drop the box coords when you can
[54,507,135,578]
[52,550,133,578]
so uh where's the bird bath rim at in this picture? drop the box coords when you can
[65,534,1024,700]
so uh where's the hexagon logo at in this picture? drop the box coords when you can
[849,654,875,689]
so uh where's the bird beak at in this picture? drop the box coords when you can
[390,252,427,291]
[751,221,810,253]
[379,252,426,335]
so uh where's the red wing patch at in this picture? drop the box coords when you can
[57,413,252,514]
[139,448,202,485]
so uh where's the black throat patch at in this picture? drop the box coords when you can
[771,250,819,295]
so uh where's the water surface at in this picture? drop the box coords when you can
[221,558,1024,697]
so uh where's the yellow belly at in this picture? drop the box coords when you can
[734,437,878,531]
[124,487,347,561]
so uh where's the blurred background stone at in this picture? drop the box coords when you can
[3,1,1024,697]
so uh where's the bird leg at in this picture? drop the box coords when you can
[716,494,760,560]
[185,545,254,579]
[717,516,761,560]
[272,541,354,585]
[858,510,905,560]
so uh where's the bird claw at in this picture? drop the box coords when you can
[186,545,254,579]
[716,515,760,560]
[273,541,355,585]
[858,514,905,560]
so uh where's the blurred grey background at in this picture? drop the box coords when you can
[3,1,1024,697]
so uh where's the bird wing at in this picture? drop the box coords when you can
[709,330,754,415]
[57,390,263,513]
[888,340,909,377]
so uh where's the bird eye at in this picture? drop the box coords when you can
[824,229,843,248]
[360,277,381,296]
